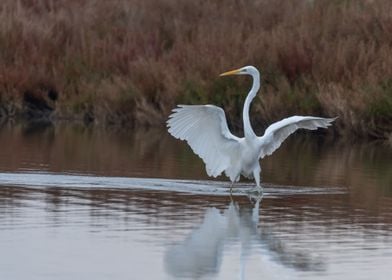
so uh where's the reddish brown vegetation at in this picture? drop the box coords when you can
[0,0,391,139]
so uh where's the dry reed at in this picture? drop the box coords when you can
[0,0,391,138]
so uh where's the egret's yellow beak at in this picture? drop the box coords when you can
[219,68,241,76]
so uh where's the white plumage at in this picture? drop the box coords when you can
[167,66,336,192]
[167,105,240,178]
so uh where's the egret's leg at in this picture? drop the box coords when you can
[229,181,235,195]
[253,167,263,194]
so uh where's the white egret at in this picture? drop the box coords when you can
[167,66,336,193]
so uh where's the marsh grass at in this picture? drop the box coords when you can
[0,0,391,138]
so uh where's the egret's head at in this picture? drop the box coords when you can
[220,65,259,77]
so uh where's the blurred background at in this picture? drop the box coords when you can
[0,0,391,139]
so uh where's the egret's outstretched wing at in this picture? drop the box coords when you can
[167,105,240,178]
[259,116,336,159]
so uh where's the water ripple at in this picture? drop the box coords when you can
[0,172,344,197]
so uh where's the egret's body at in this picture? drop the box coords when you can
[167,66,335,192]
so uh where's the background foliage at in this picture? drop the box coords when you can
[0,0,391,139]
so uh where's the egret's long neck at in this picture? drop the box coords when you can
[243,72,260,139]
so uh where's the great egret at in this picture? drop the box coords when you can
[167,66,336,193]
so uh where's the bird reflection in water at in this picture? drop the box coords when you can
[164,195,324,279]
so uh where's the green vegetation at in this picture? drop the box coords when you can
[0,0,391,139]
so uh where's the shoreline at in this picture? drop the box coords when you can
[1,110,390,145]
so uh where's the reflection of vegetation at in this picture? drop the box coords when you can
[0,0,391,138]
[1,184,391,278]
[0,124,391,202]
[261,133,392,200]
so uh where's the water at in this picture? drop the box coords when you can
[0,122,391,280]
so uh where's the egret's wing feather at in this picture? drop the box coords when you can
[259,116,336,158]
[167,105,240,178]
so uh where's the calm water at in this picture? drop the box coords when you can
[0,122,391,280]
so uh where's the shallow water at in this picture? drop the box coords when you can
[0,123,391,280]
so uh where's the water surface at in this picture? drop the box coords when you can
[0,123,391,279]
